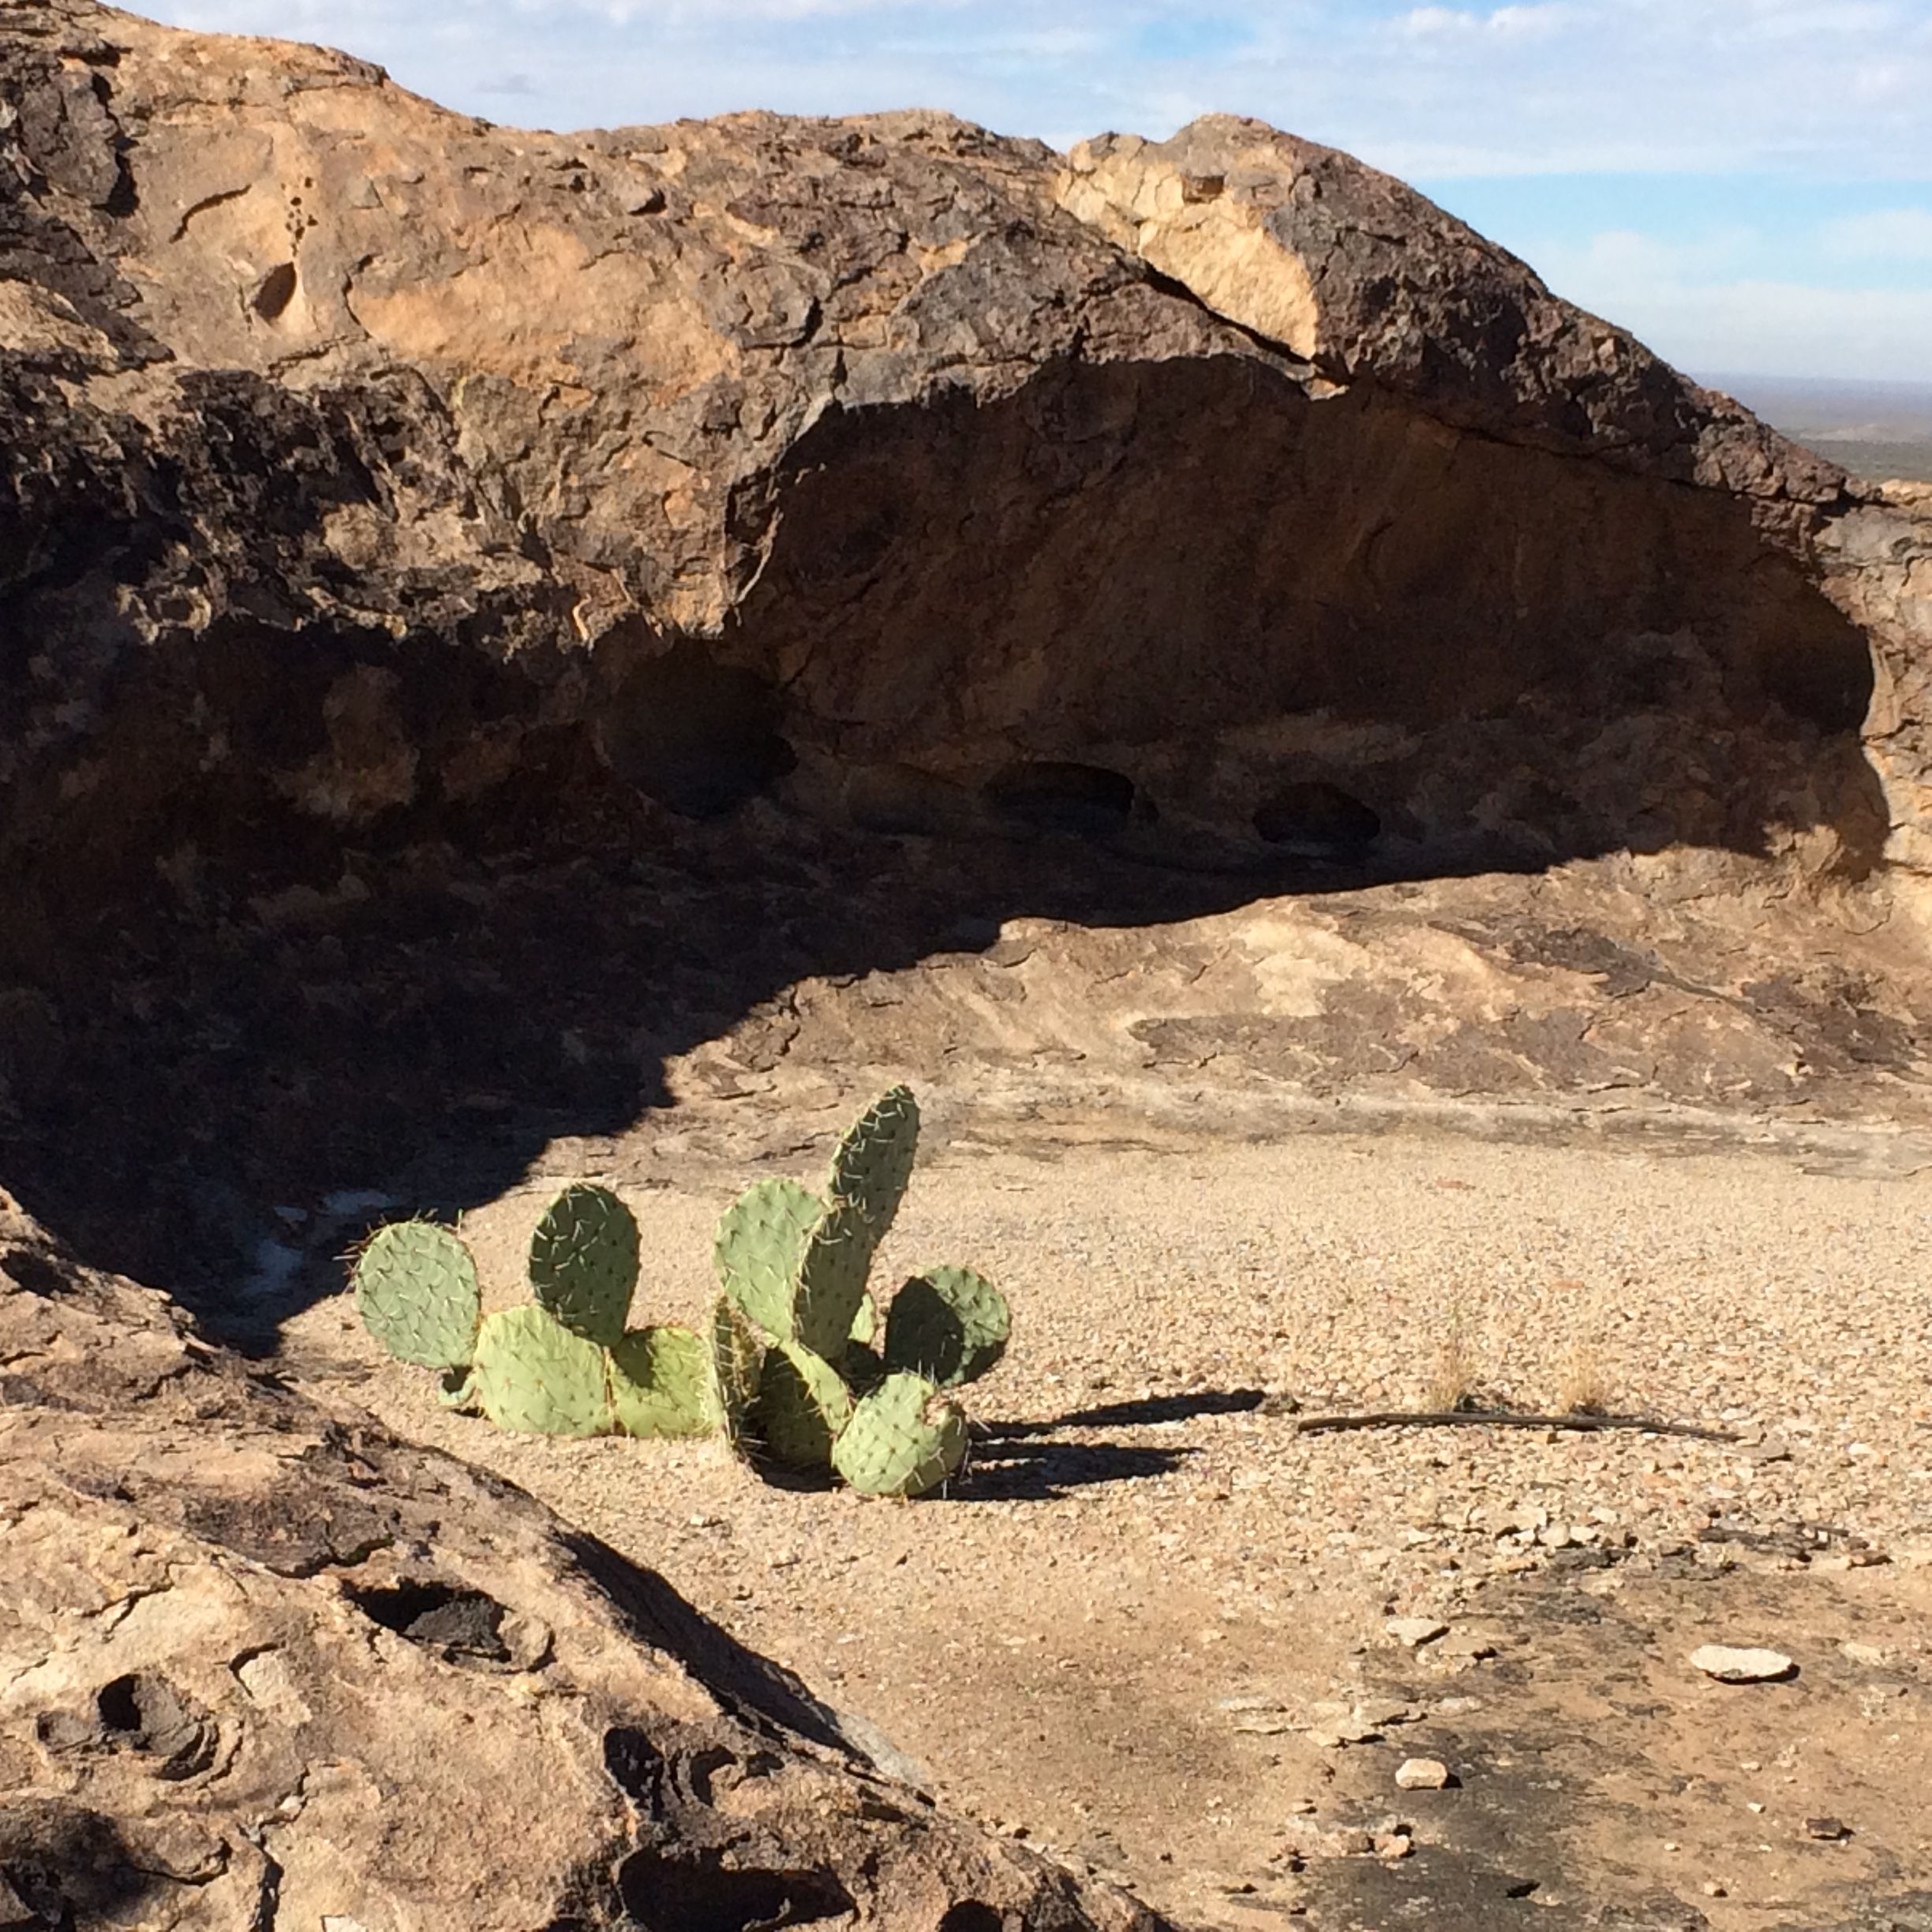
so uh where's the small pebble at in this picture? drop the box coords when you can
[1386,1617,1449,1648]
[1395,1757,1453,1791]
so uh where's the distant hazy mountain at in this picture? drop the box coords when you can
[1700,373,1932,485]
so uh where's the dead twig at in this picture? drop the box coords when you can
[1290,1409,1740,1443]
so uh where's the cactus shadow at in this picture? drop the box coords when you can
[990,1390,1267,1436]
[952,1436,1193,1502]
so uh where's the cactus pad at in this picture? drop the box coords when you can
[713,1177,821,1342]
[609,1324,717,1439]
[529,1184,638,1348]
[710,1294,766,1439]
[354,1220,481,1369]
[832,1372,967,1497]
[826,1085,919,1236]
[471,1306,611,1436]
[794,1203,876,1361]
[753,1342,854,1467]
[882,1265,1009,1387]
[848,1291,879,1350]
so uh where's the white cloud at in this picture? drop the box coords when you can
[1398,4,1572,38]
[1539,230,1932,381]
[1822,208,1932,261]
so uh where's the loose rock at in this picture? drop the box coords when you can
[1386,1618,1449,1649]
[1688,1645,1796,1683]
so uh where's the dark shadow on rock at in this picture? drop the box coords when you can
[559,1527,889,1766]
[0,1800,170,1931]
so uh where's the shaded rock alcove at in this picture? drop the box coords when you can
[1,0,1926,1345]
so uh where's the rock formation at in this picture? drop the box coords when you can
[3,2,1930,1923]
[4,0,1927,927]
[0,1189,1164,1930]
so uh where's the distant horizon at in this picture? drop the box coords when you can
[135,1,1932,388]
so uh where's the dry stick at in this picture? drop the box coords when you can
[1291,1410,1741,1443]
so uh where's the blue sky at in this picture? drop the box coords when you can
[140,1,1932,384]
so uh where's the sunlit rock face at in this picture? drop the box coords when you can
[2,0,1916,932]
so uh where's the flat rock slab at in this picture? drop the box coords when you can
[1386,1617,1449,1648]
[1689,1644,1798,1683]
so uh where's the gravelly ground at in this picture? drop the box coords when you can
[287,1120,1932,1929]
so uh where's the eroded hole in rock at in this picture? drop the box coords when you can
[937,1905,1005,1932]
[346,1581,510,1663]
[1252,781,1383,858]
[983,761,1140,838]
[593,636,794,819]
[251,262,297,320]
[79,1673,217,1778]
[616,1850,856,1932]
[605,1727,668,1813]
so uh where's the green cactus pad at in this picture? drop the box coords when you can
[794,1203,876,1362]
[832,1372,968,1498]
[354,1220,481,1369]
[710,1294,766,1439]
[471,1306,611,1436]
[848,1291,879,1350]
[882,1265,1009,1388]
[609,1324,717,1439]
[753,1341,854,1467]
[528,1184,639,1348]
[713,1177,822,1342]
[825,1085,919,1237]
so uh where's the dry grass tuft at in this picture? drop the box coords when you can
[1555,1338,1613,1417]
[1422,1305,1481,1413]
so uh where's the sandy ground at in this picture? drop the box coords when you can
[284,1120,1932,1930]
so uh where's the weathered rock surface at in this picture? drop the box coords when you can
[2,3,1931,1922]
[2,0,1926,1295]
[0,0,1919,930]
[0,1192,1166,1930]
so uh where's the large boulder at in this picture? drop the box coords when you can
[0,0,1919,940]
[0,1189,1166,1930]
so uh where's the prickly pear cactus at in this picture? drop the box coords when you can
[754,1342,855,1467]
[709,1294,766,1440]
[882,1265,1009,1389]
[793,1203,875,1362]
[849,1291,879,1350]
[471,1305,611,1436]
[826,1084,919,1237]
[529,1183,638,1348]
[609,1324,717,1439]
[831,1372,968,1497]
[714,1177,821,1342]
[354,1221,481,1369]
